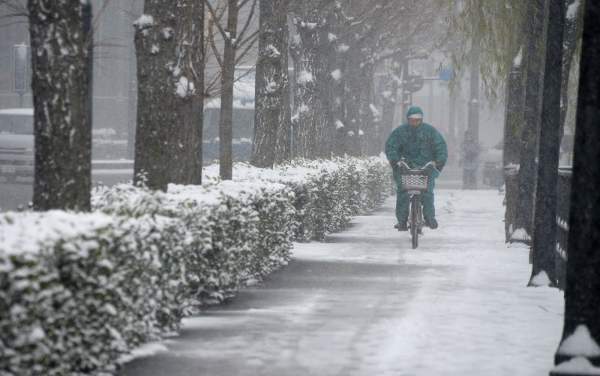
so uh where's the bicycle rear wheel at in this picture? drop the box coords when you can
[410,196,419,249]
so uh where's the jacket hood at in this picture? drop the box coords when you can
[406,106,424,119]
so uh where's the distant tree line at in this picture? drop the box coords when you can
[3,0,450,207]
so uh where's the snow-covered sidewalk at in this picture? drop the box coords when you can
[120,190,564,376]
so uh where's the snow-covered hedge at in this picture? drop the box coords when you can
[0,157,391,375]
[0,212,186,375]
[203,157,392,241]
[93,180,297,305]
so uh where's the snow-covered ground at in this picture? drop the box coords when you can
[120,189,565,376]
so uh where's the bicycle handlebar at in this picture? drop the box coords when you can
[397,159,438,173]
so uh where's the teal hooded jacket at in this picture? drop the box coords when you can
[385,106,448,176]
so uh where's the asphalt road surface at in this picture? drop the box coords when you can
[0,166,477,211]
[0,168,133,211]
[119,191,562,376]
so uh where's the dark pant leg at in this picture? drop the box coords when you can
[396,189,409,224]
[422,176,436,220]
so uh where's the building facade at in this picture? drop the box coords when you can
[0,1,143,147]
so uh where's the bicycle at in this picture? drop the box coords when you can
[397,160,436,249]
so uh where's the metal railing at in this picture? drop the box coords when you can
[555,167,572,289]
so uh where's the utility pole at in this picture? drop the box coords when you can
[429,77,435,124]
[551,1,600,374]
[400,19,411,120]
[13,43,29,108]
[463,7,480,190]
[401,58,411,120]
[127,1,139,159]
[448,88,456,165]
[427,61,435,125]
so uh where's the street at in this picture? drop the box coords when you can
[0,165,477,211]
[0,162,133,211]
[120,190,563,376]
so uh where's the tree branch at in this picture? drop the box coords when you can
[204,0,229,40]
[235,0,257,48]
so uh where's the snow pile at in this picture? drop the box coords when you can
[133,14,154,28]
[331,69,342,81]
[558,325,600,357]
[264,44,281,58]
[553,357,600,375]
[510,227,531,243]
[0,157,392,375]
[566,0,581,21]
[175,76,195,98]
[297,70,314,84]
[513,48,523,67]
[530,271,553,287]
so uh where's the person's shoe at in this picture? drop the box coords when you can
[394,222,408,231]
[425,217,438,229]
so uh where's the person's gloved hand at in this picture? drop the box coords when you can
[424,161,442,177]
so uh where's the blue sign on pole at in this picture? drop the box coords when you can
[439,67,454,82]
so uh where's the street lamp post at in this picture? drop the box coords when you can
[463,12,481,190]
[12,43,29,108]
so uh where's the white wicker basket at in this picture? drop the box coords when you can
[401,173,429,191]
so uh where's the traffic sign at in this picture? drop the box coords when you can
[439,66,454,82]
[405,75,424,93]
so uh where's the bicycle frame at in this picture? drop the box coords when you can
[408,190,424,249]
[397,160,434,249]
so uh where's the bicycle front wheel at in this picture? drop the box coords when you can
[410,196,419,249]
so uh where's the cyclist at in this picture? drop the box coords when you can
[385,106,448,231]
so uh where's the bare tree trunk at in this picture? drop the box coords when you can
[170,1,204,185]
[559,0,583,143]
[28,0,92,211]
[289,1,337,159]
[398,19,412,130]
[275,53,292,163]
[314,19,334,158]
[218,0,238,180]
[290,10,320,159]
[329,8,349,156]
[343,47,363,156]
[503,60,525,242]
[360,61,378,155]
[252,0,290,168]
[512,0,547,244]
[134,0,205,190]
[381,61,399,138]
[274,6,292,164]
[503,9,529,243]
[552,2,600,372]
[529,0,565,288]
